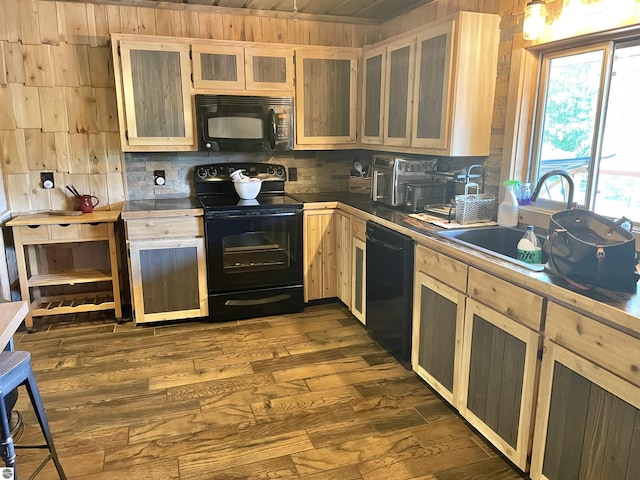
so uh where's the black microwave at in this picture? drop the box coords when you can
[195,94,294,152]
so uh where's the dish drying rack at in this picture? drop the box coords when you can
[453,183,496,224]
[425,165,495,224]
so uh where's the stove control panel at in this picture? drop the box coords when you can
[193,162,287,195]
[195,163,287,183]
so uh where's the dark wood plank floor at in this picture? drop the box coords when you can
[11,303,528,479]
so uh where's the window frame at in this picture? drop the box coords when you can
[505,24,640,240]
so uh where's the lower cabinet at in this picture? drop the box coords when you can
[303,207,351,304]
[530,302,640,480]
[125,216,208,324]
[333,210,352,307]
[460,298,542,470]
[304,208,335,301]
[350,216,367,324]
[412,270,465,407]
[351,236,366,324]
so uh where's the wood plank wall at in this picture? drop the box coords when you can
[0,0,378,214]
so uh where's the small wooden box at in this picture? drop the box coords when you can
[349,176,371,195]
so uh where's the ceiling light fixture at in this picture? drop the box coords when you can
[293,0,298,22]
[523,0,548,41]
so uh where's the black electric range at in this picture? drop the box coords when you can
[194,163,304,321]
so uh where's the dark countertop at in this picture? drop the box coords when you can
[119,191,640,336]
[291,191,640,337]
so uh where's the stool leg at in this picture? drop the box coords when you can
[24,370,67,480]
[0,389,17,475]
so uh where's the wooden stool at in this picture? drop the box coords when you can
[0,351,66,479]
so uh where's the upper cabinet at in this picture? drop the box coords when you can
[192,44,245,90]
[411,22,454,150]
[361,37,417,147]
[361,46,386,145]
[361,11,499,156]
[112,35,195,152]
[384,37,416,147]
[295,47,359,148]
[192,43,294,93]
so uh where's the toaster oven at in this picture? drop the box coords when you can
[371,155,436,207]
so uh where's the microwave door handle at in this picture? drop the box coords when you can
[268,109,277,150]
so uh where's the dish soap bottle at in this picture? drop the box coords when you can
[497,180,519,227]
[517,225,542,264]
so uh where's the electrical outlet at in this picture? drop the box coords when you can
[40,172,54,189]
[154,170,166,186]
[289,167,298,182]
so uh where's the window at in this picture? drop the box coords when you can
[529,38,640,222]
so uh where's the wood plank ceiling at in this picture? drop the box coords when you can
[111,0,437,22]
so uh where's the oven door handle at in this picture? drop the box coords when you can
[208,211,299,220]
[225,293,291,307]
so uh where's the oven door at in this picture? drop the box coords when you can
[205,210,303,292]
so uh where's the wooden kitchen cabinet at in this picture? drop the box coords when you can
[411,21,453,150]
[460,267,544,470]
[303,207,351,303]
[530,302,640,480]
[361,46,386,145]
[295,47,359,147]
[8,211,123,331]
[360,11,499,155]
[333,210,351,308]
[125,215,207,324]
[361,37,414,147]
[304,208,334,302]
[192,43,294,93]
[411,12,499,155]
[383,37,415,147]
[350,217,366,324]
[192,44,245,90]
[112,35,195,151]
[412,245,468,407]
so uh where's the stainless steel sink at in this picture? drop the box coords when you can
[436,226,548,272]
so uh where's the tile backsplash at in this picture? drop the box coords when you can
[124,150,488,200]
[124,150,375,200]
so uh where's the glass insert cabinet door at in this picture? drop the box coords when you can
[118,40,194,146]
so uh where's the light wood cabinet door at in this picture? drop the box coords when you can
[303,209,334,302]
[361,45,386,145]
[295,48,359,146]
[128,237,208,324]
[530,342,640,480]
[351,236,366,324]
[192,44,245,90]
[333,210,351,307]
[117,39,194,149]
[411,21,454,150]
[383,37,415,147]
[412,270,465,408]
[244,46,294,92]
[460,298,541,470]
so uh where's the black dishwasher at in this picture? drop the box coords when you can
[366,221,414,363]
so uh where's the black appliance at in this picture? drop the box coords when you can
[195,94,294,152]
[365,221,414,363]
[195,163,303,321]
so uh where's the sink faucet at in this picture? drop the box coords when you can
[530,169,575,209]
